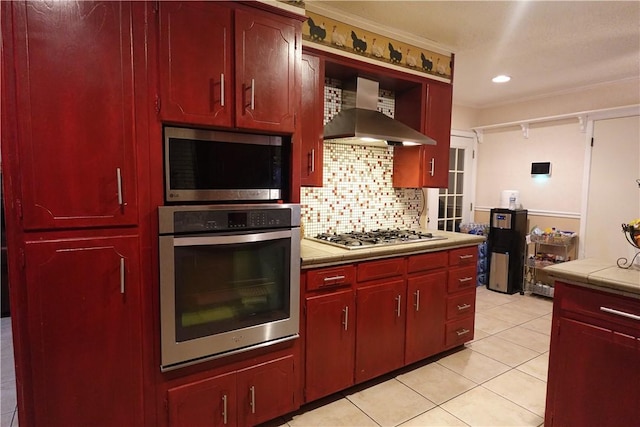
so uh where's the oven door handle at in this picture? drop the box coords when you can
[172,230,294,247]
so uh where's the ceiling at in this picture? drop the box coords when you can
[308,1,640,108]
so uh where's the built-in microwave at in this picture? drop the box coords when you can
[164,126,289,203]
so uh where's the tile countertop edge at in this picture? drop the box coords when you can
[300,231,486,269]
[544,258,640,299]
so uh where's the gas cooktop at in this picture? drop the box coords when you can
[311,229,447,250]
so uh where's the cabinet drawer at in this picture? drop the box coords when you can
[306,265,356,292]
[357,258,404,283]
[449,246,477,267]
[446,289,476,320]
[447,266,476,293]
[407,251,448,274]
[445,317,475,348]
[557,282,640,333]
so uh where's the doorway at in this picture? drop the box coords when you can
[427,133,476,231]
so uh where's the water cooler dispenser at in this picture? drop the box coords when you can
[487,208,528,294]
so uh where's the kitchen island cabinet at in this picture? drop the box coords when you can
[542,265,640,427]
[158,1,302,133]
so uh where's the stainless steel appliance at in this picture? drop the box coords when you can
[487,208,527,294]
[158,204,301,371]
[311,229,446,249]
[164,126,289,203]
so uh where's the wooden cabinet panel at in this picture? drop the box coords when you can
[11,1,140,230]
[447,265,477,293]
[356,257,404,283]
[407,251,448,274]
[355,280,406,382]
[234,9,299,133]
[24,235,143,427]
[446,289,476,320]
[168,372,236,427]
[306,264,355,292]
[392,81,452,189]
[237,355,296,426]
[449,246,477,267]
[300,53,324,187]
[546,318,640,426]
[405,271,447,364]
[445,316,475,348]
[305,289,355,402]
[158,1,233,127]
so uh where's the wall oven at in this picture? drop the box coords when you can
[158,204,301,371]
[164,126,289,203]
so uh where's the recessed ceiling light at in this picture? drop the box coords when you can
[492,75,511,83]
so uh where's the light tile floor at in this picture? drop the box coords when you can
[0,286,552,427]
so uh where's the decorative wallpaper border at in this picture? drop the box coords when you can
[302,10,452,81]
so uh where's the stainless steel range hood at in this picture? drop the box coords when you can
[324,77,436,147]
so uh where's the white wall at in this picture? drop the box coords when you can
[475,119,586,215]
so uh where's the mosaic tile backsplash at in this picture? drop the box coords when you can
[300,79,425,238]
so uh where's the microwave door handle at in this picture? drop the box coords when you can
[173,230,293,247]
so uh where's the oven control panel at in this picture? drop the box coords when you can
[159,204,300,234]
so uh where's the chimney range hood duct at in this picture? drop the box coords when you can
[323,77,436,147]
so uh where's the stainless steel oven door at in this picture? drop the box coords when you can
[159,228,300,371]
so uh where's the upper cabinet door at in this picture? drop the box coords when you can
[11,1,140,230]
[158,2,233,127]
[300,53,325,187]
[234,8,299,133]
[422,81,453,188]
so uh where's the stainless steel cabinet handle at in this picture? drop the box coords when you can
[429,158,435,177]
[600,306,640,321]
[116,168,124,206]
[222,394,228,425]
[456,328,470,336]
[220,73,225,107]
[250,78,255,110]
[342,306,349,331]
[459,254,474,260]
[459,277,474,283]
[249,385,256,414]
[310,149,315,173]
[457,303,471,311]
[323,275,345,283]
[396,295,402,317]
[120,257,125,294]
[414,290,420,312]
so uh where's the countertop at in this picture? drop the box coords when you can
[300,230,485,268]
[544,258,640,299]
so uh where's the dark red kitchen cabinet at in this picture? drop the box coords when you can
[393,81,452,189]
[237,355,296,426]
[158,1,233,127]
[305,289,355,402]
[355,279,406,383]
[545,282,640,426]
[10,1,141,230]
[405,271,447,364]
[168,373,237,427]
[300,53,325,187]
[24,235,144,427]
[234,8,300,133]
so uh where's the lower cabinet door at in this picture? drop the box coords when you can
[547,317,640,426]
[237,355,296,426]
[355,280,406,383]
[405,271,447,364]
[24,235,143,427]
[305,289,355,402]
[168,372,237,427]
